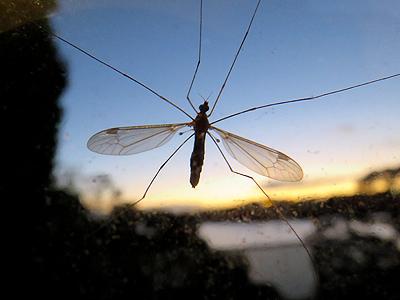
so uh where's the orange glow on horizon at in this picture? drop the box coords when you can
[79,172,400,215]
[77,161,399,215]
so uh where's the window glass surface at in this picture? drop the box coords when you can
[3,1,399,299]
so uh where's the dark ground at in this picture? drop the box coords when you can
[30,189,400,300]
[1,2,399,299]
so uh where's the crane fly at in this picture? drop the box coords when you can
[87,100,303,188]
[85,0,303,194]
[39,0,399,273]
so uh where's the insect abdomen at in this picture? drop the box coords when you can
[190,132,206,188]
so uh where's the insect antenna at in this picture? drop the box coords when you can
[211,73,400,124]
[207,132,319,283]
[33,21,193,120]
[87,133,194,238]
[199,92,213,103]
[186,0,203,113]
[208,0,262,117]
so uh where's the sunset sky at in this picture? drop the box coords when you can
[51,0,400,212]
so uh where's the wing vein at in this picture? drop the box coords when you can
[87,123,187,155]
[211,126,303,181]
[121,127,175,148]
[228,137,272,172]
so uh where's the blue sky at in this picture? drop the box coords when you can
[51,0,400,210]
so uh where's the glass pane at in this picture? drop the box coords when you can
[3,0,399,298]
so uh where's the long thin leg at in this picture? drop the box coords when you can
[207,132,318,281]
[127,133,194,208]
[34,22,193,120]
[211,73,400,124]
[208,0,262,117]
[186,0,203,113]
[88,133,194,237]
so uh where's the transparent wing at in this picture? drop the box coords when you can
[87,123,189,155]
[210,126,303,182]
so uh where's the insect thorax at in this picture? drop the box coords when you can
[194,112,210,134]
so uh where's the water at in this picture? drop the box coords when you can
[198,220,317,299]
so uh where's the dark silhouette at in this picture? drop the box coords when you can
[358,166,400,194]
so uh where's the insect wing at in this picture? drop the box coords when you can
[87,123,189,155]
[210,127,303,182]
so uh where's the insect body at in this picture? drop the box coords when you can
[189,101,210,187]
